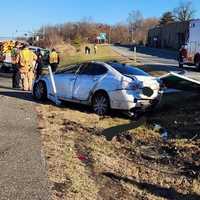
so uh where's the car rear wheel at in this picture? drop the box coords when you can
[92,92,110,116]
[33,81,47,101]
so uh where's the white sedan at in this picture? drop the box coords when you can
[33,61,161,116]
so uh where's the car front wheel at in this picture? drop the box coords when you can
[92,92,110,116]
[33,81,47,101]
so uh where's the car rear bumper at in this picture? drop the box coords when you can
[109,89,162,111]
[135,97,160,110]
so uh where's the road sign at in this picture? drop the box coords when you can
[99,33,107,40]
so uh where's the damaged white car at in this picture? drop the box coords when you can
[33,61,161,116]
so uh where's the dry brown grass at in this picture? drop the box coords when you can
[37,102,200,200]
[36,45,200,199]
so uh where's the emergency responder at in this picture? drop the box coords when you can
[49,49,59,72]
[12,44,21,88]
[17,44,37,91]
[35,49,43,79]
[179,45,187,68]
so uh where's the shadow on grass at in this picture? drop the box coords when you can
[102,172,200,200]
[102,117,146,141]
[60,101,131,120]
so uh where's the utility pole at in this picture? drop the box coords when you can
[109,26,112,44]
[134,46,137,63]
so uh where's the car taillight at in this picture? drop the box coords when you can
[156,78,165,89]
[132,82,142,90]
[122,81,142,90]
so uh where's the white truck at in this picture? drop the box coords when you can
[180,19,200,69]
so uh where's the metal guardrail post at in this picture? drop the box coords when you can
[48,65,57,94]
[48,65,61,105]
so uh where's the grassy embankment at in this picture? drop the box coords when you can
[59,44,169,77]
[37,44,200,199]
[59,44,125,67]
[38,93,200,200]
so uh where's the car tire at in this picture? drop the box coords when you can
[92,91,110,116]
[33,81,47,101]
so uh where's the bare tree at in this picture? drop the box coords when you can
[111,23,129,44]
[140,18,159,45]
[127,10,143,43]
[174,1,195,21]
[34,12,157,48]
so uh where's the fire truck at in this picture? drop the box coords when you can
[0,40,24,72]
[179,19,200,69]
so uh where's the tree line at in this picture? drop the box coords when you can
[31,1,195,48]
[160,1,195,25]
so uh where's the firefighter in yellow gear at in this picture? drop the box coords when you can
[16,45,37,91]
[49,49,60,72]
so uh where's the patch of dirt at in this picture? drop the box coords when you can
[37,103,200,200]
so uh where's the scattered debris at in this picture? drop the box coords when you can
[160,128,168,142]
[153,123,168,141]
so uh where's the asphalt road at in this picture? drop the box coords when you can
[0,75,50,200]
[112,45,200,81]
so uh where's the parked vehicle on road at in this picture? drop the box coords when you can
[179,20,200,69]
[33,61,161,116]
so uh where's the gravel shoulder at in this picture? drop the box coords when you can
[0,75,50,200]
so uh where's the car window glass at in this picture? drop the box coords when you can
[109,62,149,76]
[79,63,107,75]
[78,63,90,74]
[64,65,79,74]
[90,64,108,75]
[56,65,79,74]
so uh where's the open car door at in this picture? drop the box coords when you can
[160,72,200,91]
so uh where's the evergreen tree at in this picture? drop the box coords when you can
[160,12,175,25]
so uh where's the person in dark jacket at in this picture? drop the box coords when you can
[12,47,21,89]
[35,49,43,79]
[178,45,187,68]
[12,63,21,88]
